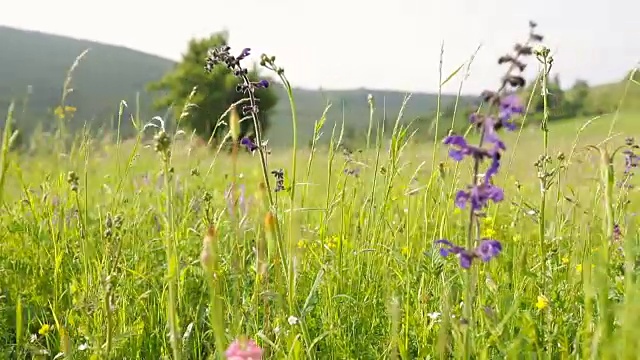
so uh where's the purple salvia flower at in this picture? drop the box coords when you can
[459,252,474,269]
[255,79,270,88]
[435,239,465,257]
[618,138,639,189]
[497,94,524,131]
[623,149,639,174]
[241,137,258,153]
[271,169,285,192]
[237,47,251,60]
[435,239,474,269]
[455,181,504,211]
[613,223,622,242]
[444,135,495,162]
[435,238,502,269]
[474,239,502,262]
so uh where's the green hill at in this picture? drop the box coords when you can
[0,25,174,137]
[578,70,640,113]
[0,26,478,147]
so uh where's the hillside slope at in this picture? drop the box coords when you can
[0,26,174,136]
[0,26,475,145]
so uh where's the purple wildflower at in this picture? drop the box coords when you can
[618,138,639,189]
[436,239,465,257]
[474,239,502,262]
[255,79,270,88]
[241,137,258,153]
[613,223,622,242]
[454,181,504,211]
[433,21,543,272]
[623,149,639,174]
[271,169,285,192]
[498,94,524,125]
[444,135,495,162]
[435,238,502,269]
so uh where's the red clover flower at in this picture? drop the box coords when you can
[225,338,263,360]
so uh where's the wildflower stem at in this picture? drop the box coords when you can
[274,72,301,324]
[162,158,182,360]
[367,95,375,151]
[239,72,275,208]
[534,50,553,354]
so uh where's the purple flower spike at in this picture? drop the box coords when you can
[613,223,622,242]
[474,239,502,262]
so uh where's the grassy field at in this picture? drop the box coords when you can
[1,77,640,360]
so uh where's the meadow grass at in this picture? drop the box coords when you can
[1,66,640,359]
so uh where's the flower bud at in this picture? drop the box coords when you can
[229,106,241,141]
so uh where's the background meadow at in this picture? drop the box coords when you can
[0,17,639,360]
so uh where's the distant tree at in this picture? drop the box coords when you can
[569,79,590,116]
[147,32,278,143]
[526,74,574,120]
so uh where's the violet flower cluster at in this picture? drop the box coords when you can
[618,137,639,189]
[205,46,270,144]
[435,21,544,269]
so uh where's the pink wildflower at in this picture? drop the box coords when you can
[225,338,263,360]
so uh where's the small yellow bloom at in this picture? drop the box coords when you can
[453,207,461,215]
[576,264,583,273]
[482,228,497,238]
[561,256,569,265]
[324,235,338,249]
[54,105,77,120]
[512,234,521,242]
[401,246,409,256]
[38,324,52,336]
[535,295,549,310]
[297,239,307,249]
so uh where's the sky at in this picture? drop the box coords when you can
[1,0,638,95]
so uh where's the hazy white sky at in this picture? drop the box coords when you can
[1,0,638,94]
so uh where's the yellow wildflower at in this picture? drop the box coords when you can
[453,207,461,215]
[535,295,549,310]
[482,227,497,238]
[561,256,569,265]
[38,323,52,336]
[401,246,409,256]
[54,105,77,120]
[325,235,338,249]
[576,264,583,273]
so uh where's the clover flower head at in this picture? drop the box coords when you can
[225,338,263,360]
